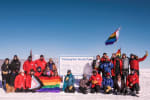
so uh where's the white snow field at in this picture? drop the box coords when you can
[0,68,150,100]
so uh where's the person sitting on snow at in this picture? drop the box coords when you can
[14,70,26,92]
[102,73,113,94]
[63,70,75,93]
[79,74,89,94]
[114,74,126,95]
[26,69,42,92]
[89,70,102,93]
[126,69,139,96]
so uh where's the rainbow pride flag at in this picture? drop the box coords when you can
[105,28,120,45]
[36,76,61,92]
[116,48,121,58]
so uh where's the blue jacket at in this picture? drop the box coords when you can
[102,77,113,88]
[100,62,113,75]
[63,73,75,91]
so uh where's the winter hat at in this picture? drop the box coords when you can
[131,69,135,71]
[93,69,97,74]
[30,69,35,72]
[67,69,71,73]
[40,55,44,57]
[106,73,110,76]
[103,53,107,55]
[122,53,126,56]
[130,53,135,57]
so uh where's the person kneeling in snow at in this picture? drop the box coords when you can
[126,69,139,96]
[114,74,126,95]
[89,70,102,93]
[26,69,42,92]
[63,70,75,93]
[14,70,26,92]
[103,73,113,94]
[79,74,89,94]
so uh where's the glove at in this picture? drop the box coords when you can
[146,51,148,56]
[106,86,112,93]
[130,83,133,87]
[69,85,73,90]
[92,80,98,84]
[65,77,69,81]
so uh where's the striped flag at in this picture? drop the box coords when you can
[105,28,120,45]
[116,48,121,58]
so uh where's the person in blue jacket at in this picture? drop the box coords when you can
[63,70,75,93]
[102,73,113,94]
[100,60,113,78]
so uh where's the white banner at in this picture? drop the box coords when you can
[59,56,94,76]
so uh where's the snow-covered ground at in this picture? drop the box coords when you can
[0,68,150,100]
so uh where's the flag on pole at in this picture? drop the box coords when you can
[30,49,32,57]
[116,48,121,58]
[105,28,120,45]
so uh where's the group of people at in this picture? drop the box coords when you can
[1,55,58,92]
[86,51,148,96]
[0,51,148,96]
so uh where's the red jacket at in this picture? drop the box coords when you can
[126,73,139,88]
[14,74,26,90]
[111,59,123,76]
[130,55,147,70]
[35,72,42,78]
[26,75,32,89]
[34,59,47,72]
[100,57,111,63]
[23,60,36,74]
[89,73,102,88]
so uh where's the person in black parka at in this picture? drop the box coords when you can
[9,55,21,75]
[1,58,10,91]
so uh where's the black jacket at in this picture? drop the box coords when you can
[114,80,125,93]
[8,72,17,86]
[1,64,10,81]
[9,60,21,73]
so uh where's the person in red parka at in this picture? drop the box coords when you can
[14,70,26,92]
[89,70,102,93]
[26,69,42,92]
[129,51,148,76]
[111,56,123,81]
[34,55,47,72]
[23,56,36,75]
[34,67,43,78]
[126,69,139,95]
